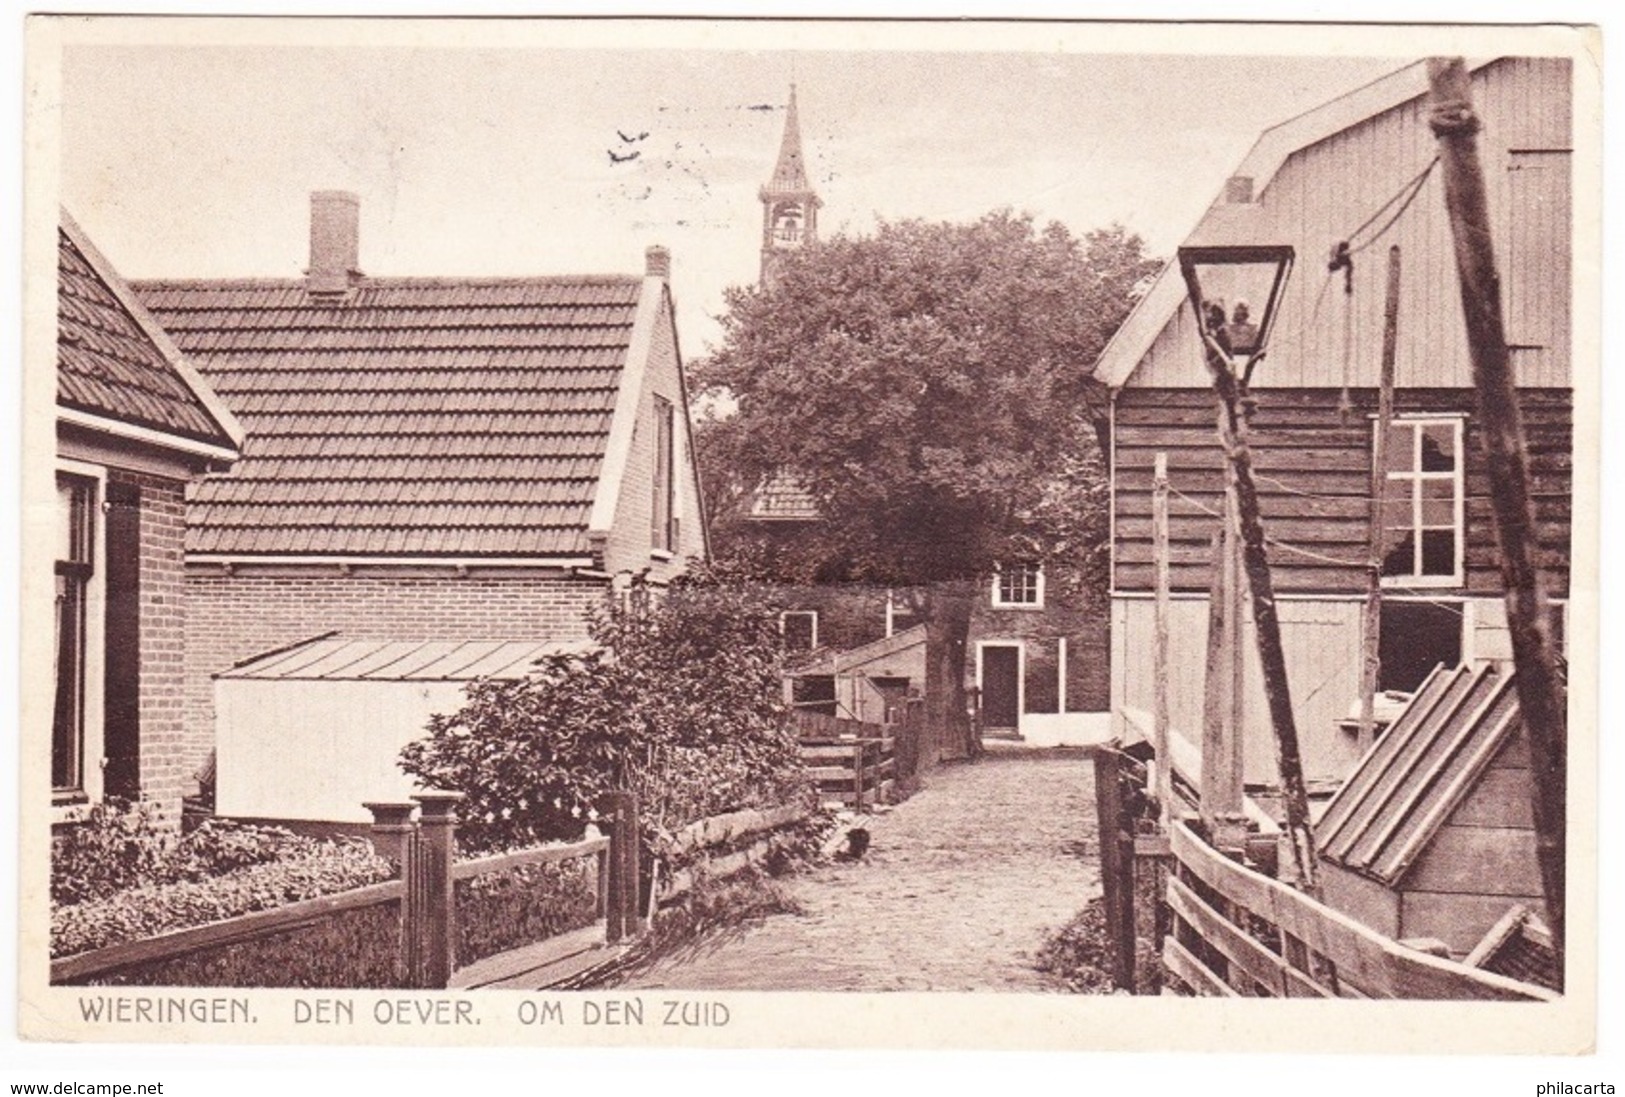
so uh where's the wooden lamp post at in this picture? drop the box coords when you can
[1175,242,1320,892]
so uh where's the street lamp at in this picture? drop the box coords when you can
[1177,244,1295,380]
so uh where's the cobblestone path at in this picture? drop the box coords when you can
[615,747,1099,992]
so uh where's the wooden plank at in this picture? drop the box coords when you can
[1163,937,1237,997]
[664,804,809,859]
[1168,821,1551,1000]
[452,835,609,881]
[1402,889,1550,958]
[801,745,865,762]
[1404,825,1544,897]
[52,878,404,983]
[450,920,609,989]
[1450,767,1535,828]
[1167,875,1301,997]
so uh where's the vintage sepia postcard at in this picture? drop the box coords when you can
[16,13,1603,1062]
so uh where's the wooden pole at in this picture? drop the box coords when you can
[1224,474,1248,842]
[1427,57,1566,966]
[1359,245,1403,748]
[1202,344,1318,892]
[1199,529,1234,838]
[1151,453,1173,826]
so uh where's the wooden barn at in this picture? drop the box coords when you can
[1314,662,1550,960]
[1093,57,1573,785]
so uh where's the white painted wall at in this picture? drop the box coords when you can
[216,678,467,823]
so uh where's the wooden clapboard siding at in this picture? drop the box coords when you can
[1129,57,1571,392]
[1111,387,1571,598]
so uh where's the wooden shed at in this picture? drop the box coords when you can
[215,637,586,825]
[1315,662,1549,957]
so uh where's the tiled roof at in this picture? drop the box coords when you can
[136,276,644,558]
[58,224,239,449]
[221,636,594,681]
[1317,662,1522,886]
[749,471,820,520]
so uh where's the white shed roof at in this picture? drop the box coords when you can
[220,637,593,681]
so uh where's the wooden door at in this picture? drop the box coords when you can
[980,644,1020,731]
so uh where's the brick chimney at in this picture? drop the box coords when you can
[645,245,671,280]
[307,190,361,296]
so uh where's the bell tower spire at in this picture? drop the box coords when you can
[759,83,821,284]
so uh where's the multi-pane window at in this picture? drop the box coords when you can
[1379,418,1463,585]
[651,396,676,552]
[54,474,96,796]
[993,563,1044,607]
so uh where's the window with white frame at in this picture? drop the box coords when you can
[1379,418,1463,585]
[54,472,97,799]
[780,610,818,652]
[992,563,1044,608]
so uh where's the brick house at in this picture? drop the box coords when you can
[133,193,707,789]
[1095,57,1572,786]
[53,210,245,824]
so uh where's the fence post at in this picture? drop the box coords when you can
[409,791,463,989]
[603,790,641,943]
[1091,744,1134,991]
[853,741,866,812]
[363,801,418,866]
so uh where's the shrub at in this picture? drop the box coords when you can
[400,566,809,853]
[72,901,403,989]
[52,800,326,908]
[52,838,392,959]
[455,859,600,967]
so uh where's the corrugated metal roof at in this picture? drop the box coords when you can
[1317,662,1523,886]
[135,274,644,558]
[221,637,594,681]
[58,225,239,448]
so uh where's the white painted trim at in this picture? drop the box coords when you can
[1094,58,1496,389]
[587,274,664,541]
[54,458,107,806]
[187,554,592,569]
[59,209,247,449]
[1057,636,1069,715]
[1460,598,1477,664]
[57,407,241,463]
[974,639,1025,730]
[1377,416,1466,588]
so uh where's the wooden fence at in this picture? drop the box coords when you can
[54,793,817,991]
[794,711,900,810]
[1163,820,1554,1000]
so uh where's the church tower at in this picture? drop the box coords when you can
[759,84,821,284]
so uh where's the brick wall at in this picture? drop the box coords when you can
[182,571,608,784]
[110,468,191,825]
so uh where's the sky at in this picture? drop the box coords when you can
[55,27,1404,356]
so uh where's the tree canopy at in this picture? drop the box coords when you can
[695,210,1158,594]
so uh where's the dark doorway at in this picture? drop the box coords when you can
[980,644,1021,731]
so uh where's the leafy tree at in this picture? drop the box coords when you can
[695,211,1156,757]
[399,567,807,853]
